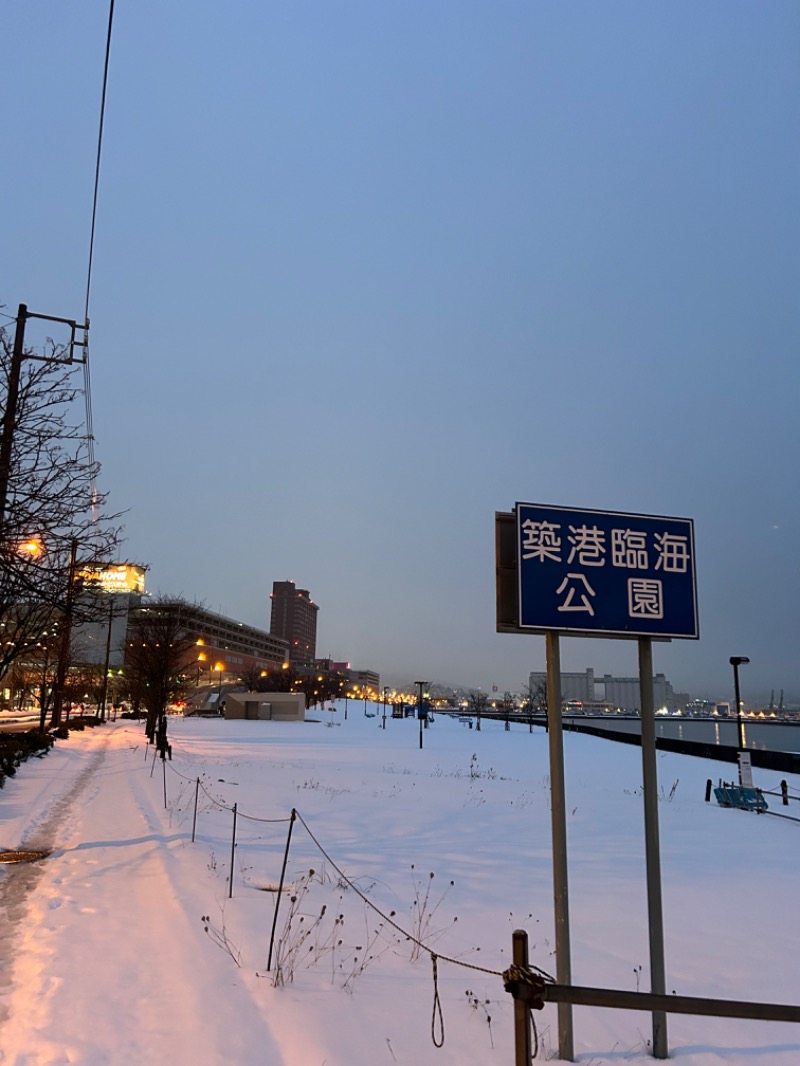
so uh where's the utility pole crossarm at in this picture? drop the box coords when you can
[23,310,90,366]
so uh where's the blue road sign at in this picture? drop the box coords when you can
[516,503,699,639]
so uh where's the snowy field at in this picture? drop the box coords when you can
[0,704,798,1065]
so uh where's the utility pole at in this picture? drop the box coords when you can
[1,304,89,729]
[99,598,115,721]
[49,538,79,729]
[0,304,28,530]
[0,303,88,530]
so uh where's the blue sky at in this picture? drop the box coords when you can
[3,2,799,702]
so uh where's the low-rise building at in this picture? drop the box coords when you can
[224,690,305,722]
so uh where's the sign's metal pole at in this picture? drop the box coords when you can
[638,637,668,1059]
[546,630,574,1061]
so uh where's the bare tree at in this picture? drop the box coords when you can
[9,623,62,728]
[124,597,198,741]
[0,322,122,685]
[246,665,348,709]
[530,678,548,731]
[501,689,516,730]
[253,666,296,694]
[294,668,350,709]
[467,690,488,731]
[238,661,265,692]
[519,678,547,732]
[60,662,106,718]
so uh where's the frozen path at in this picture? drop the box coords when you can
[0,723,287,1066]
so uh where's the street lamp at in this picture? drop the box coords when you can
[730,656,750,752]
[16,535,44,558]
[215,663,224,715]
[416,681,428,750]
[383,685,389,730]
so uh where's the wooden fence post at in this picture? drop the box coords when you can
[228,803,237,899]
[512,930,532,1066]
[191,777,200,842]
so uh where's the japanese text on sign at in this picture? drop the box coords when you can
[516,504,698,639]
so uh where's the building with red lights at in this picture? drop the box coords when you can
[269,581,318,665]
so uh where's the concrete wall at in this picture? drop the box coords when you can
[224,691,306,722]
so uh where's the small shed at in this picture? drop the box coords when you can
[224,691,306,722]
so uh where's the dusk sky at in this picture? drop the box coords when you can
[4,2,798,703]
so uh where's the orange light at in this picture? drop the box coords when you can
[17,536,44,558]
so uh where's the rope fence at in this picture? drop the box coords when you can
[152,747,554,1051]
[143,726,798,1059]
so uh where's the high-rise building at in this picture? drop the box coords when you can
[270,581,318,665]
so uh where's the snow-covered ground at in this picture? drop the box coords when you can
[0,705,798,1065]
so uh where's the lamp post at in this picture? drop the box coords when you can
[110,670,123,719]
[37,626,56,733]
[730,656,750,752]
[383,686,389,729]
[416,681,428,750]
[99,599,115,722]
[215,663,224,715]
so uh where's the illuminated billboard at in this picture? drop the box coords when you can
[78,563,146,596]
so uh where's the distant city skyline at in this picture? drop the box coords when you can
[127,564,787,709]
[4,2,798,706]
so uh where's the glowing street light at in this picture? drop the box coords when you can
[215,663,224,715]
[17,535,44,558]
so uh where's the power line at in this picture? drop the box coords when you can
[83,0,116,505]
[85,0,116,326]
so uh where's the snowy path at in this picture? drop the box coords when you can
[0,729,114,1028]
[0,724,287,1066]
